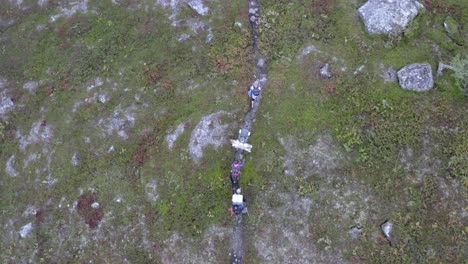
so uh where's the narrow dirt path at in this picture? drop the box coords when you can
[230,1,267,263]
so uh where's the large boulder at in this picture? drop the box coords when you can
[397,63,434,91]
[358,0,423,35]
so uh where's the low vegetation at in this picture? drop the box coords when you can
[0,0,466,262]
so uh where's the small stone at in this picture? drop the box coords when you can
[19,223,33,238]
[91,202,100,209]
[36,24,46,31]
[302,45,318,56]
[23,81,38,92]
[178,33,190,42]
[71,153,79,166]
[206,29,213,44]
[5,155,18,177]
[0,96,14,115]
[383,65,397,83]
[381,221,393,238]
[397,63,433,91]
[98,93,109,104]
[38,0,48,7]
[436,62,454,78]
[443,17,464,46]
[353,65,365,75]
[349,226,363,240]
[187,0,209,16]
[320,64,332,79]
[87,77,103,92]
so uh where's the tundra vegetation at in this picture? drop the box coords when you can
[0,0,466,263]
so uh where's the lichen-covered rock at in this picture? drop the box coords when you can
[358,0,423,35]
[397,63,434,91]
[188,111,232,161]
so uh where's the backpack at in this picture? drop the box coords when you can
[231,167,240,177]
[253,88,261,96]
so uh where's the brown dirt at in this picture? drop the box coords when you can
[77,192,104,228]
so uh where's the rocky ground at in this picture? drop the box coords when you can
[1,0,466,263]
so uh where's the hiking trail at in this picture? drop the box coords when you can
[229,0,267,263]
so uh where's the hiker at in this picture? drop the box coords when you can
[248,84,261,99]
[232,189,244,215]
[238,128,251,143]
[248,83,261,107]
[230,160,244,186]
[231,160,245,172]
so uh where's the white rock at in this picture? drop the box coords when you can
[5,155,18,177]
[0,96,14,115]
[206,28,213,44]
[166,122,186,150]
[71,153,79,166]
[50,0,89,22]
[36,24,46,31]
[98,93,109,104]
[353,65,365,75]
[381,221,393,238]
[146,180,159,202]
[19,223,33,238]
[188,0,209,16]
[91,202,100,209]
[37,0,48,6]
[87,77,103,92]
[178,33,190,42]
[23,81,38,92]
[320,64,332,79]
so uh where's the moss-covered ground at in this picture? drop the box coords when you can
[0,0,466,263]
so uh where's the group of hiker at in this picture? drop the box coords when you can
[228,81,262,215]
[230,160,246,215]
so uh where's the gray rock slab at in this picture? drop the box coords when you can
[358,0,423,35]
[397,63,434,91]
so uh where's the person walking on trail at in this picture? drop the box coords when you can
[248,83,261,108]
[232,189,244,215]
[230,160,245,186]
[231,160,245,172]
